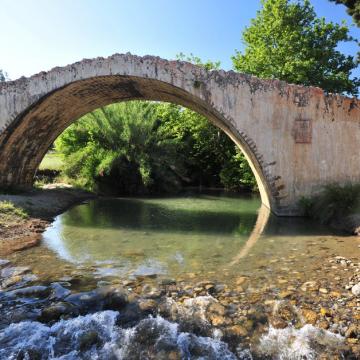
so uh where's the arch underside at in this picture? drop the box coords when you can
[0,75,273,210]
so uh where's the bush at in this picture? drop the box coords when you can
[301,183,360,224]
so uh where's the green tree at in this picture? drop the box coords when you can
[173,54,257,190]
[55,101,186,194]
[232,0,359,96]
[156,102,257,191]
[0,70,5,82]
[329,0,360,26]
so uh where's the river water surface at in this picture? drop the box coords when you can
[1,192,360,359]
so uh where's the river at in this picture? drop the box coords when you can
[1,192,360,359]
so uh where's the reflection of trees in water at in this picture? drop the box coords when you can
[61,197,259,236]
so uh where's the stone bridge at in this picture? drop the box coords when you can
[0,53,359,215]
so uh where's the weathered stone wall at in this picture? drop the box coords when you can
[0,53,359,215]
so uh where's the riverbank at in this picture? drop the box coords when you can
[0,186,95,255]
[331,213,360,236]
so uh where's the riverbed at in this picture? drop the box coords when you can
[1,192,360,359]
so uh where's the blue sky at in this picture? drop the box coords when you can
[1,0,358,80]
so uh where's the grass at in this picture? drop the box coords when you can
[0,201,28,227]
[39,152,63,171]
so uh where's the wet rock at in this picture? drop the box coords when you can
[235,276,248,286]
[207,302,228,326]
[301,309,318,325]
[50,282,71,300]
[160,278,176,286]
[214,284,226,293]
[209,314,227,326]
[225,303,238,316]
[208,302,226,316]
[277,302,297,322]
[225,324,248,337]
[279,290,293,299]
[97,280,112,287]
[99,286,128,310]
[78,330,102,351]
[15,348,42,360]
[0,259,10,268]
[40,302,76,322]
[65,286,128,313]
[345,324,360,339]
[318,320,330,330]
[1,306,41,325]
[138,299,158,312]
[116,302,145,327]
[1,266,30,278]
[6,285,49,298]
[300,281,319,292]
[1,275,23,288]
[64,291,99,311]
[270,317,288,329]
[145,290,163,299]
[157,350,182,360]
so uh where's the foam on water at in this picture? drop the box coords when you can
[0,311,241,360]
[0,308,346,359]
[257,324,344,359]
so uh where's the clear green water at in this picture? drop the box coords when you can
[23,191,347,286]
[8,191,358,290]
[42,193,261,279]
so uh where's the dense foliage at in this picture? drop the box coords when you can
[55,101,256,195]
[156,104,256,190]
[232,0,359,96]
[0,70,5,82]
[329,0,360,26]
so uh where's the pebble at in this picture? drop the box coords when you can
[138,299,158,312]
[352,283,360,296]
[301,309,318,324]
[300,281,319,292]
[279,290,293,299]
[225,324,248,337]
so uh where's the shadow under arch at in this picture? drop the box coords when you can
[0,75,272,210]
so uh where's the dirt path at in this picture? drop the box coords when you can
[0,187,95,255]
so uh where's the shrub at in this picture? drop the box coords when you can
[301,183,360,224]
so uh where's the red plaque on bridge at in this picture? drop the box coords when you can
[294,119,312,144]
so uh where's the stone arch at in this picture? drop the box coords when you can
[0,74,272,210]
[1,54,359,216]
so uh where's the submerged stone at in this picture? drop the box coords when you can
[50,282,71,300]
[6,285,49,298]
[1,266,31,278]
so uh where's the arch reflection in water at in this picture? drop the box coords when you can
[43,193,258,277]
[42,192,339,280]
